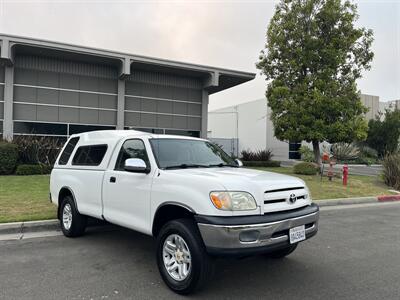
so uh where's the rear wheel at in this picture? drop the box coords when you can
[60,195,87,237]
[266,244,298,259]
[156,219,214,295]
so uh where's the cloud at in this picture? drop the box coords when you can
[0,0,398,110]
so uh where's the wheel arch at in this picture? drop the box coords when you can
[57,186,79,219]
[152,202,196,237]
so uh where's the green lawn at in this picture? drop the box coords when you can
[251,167,395,200]
[0,175,56,223]
[0,169,395,223]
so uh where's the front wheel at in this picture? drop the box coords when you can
[60,195,87,237]
[156,219,214,295]
[266,244,298,259]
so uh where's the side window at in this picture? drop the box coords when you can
[58,137,80,165]
[72,144,108,166]
[115,139,150,171]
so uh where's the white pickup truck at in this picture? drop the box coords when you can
[50,130,319,294]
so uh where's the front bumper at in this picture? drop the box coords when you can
[195,203,319,256]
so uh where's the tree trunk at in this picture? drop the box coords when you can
[312,140,321,166]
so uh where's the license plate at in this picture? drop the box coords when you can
[289,225,306,244]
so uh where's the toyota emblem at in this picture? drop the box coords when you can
[289,193,297,204]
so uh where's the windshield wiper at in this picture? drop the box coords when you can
[163,164,210,170]
[208,163,238,168]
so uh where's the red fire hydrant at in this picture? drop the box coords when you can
[342,164,349,186]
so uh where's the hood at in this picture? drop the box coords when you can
[166,167,305,190]
[163,167,310,214]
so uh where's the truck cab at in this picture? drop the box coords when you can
[50,130,319,294]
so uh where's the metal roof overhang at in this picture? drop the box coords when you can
[0,34,255,94]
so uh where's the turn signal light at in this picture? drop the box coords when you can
[210,192,231,210]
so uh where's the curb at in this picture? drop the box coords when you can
[377,195,400,202]
[316,194,400,206]
[1,195,400,235]
[315,196,378,206]
[0,219,59,235]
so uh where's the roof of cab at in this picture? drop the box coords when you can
[71,130,206,145]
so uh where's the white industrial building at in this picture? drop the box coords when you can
[208,98,289,161]
[208,94,389,161]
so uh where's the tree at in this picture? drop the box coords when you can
[366,109,400,157]
[257,0,374,164]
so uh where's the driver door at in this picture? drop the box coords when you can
[102,138,153,234]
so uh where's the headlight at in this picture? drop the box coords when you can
[304,186,312,201]
[210,191,257,211]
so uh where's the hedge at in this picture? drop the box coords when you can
[40,164,53,175]
[15,164,53,175]
[15,164,44,176]
[0,142,18,175]
[243,160,281,168]
[293,162,319,175]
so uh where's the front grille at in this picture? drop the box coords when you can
[263,186,308,211]
[264,198,286,204]
[265,186,305,193]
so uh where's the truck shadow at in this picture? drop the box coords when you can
[80,224,325,299]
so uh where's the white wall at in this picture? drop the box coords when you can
[265,104,288,161]
[236,99,267,153]
[208,98,288,160]
[209,94,388,161]
[360,94,380,120]
[207,107,238,139]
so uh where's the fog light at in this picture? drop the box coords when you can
[239,230,260,243]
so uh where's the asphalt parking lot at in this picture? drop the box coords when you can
[1,202,399,300]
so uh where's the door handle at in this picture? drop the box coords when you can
[110,176,116,183]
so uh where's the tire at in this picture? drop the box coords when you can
[59,195,87,237]
[156,218,214,295]
[267,244,298,259]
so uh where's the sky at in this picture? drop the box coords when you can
[0,0,399,111]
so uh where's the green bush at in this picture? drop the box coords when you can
[299,146,315,162]
[241,149,273,161]
[40,164,53,174]
[366,109,400,157]
[15,164,43,176]
[243,160,281,167]
[382,153,400,190]
[0,141,18,175]
[331,143,360,161]
[334,144,380,165]
[293,162,319,175]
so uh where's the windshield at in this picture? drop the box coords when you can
[150,138,237,169]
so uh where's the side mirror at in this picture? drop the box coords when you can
[235,159,243,167]
[124,158,150,174]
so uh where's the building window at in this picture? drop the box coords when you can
[289,142,302,160]
[14,121,68,136]
[58,137,80,165]
[124,127,200,137]
[69,124,115,135]
[133,128,164,134]
[72,144,108,166]
[165,130,200,138]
